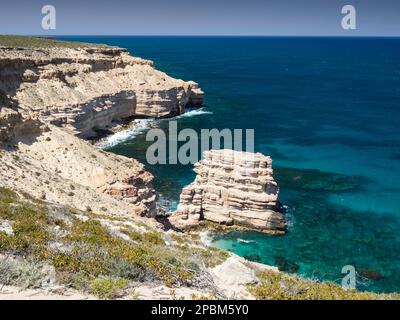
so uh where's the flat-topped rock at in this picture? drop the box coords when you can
[170,149,286,233]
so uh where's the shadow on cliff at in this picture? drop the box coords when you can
[0,59,45,147]
[155,216,182,232]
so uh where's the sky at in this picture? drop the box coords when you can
[0,0,399,36]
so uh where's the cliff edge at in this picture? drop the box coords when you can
[0,45,203,138]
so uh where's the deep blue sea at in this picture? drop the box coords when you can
[59,36,400,293]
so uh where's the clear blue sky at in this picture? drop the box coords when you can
[0,0,399,36]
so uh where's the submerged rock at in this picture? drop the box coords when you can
[358,269,384,281]
[274,167,365,192]
[274,256,300,273]
[244,254,262,262]
[170,149,286,233]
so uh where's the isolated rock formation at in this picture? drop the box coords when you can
[171,149,286,233]
[0,43,203,216]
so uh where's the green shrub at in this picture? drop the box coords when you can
[248,270,400,300]
[142,231,165,245]
[67,219,112,245]
[129,230,164,245]
[108,258,148,282]
[170,234,188,244]
[0,204,50,255]
[89,276,128,299]
[0,257,51,289]
[0,232,14,251]
[0,187,18,204]
[0,258,20,285]
[128,230,142,241]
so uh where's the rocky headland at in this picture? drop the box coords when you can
[0,41,202,217]
[170,149,285,233]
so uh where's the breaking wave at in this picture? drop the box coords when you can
[174,108,213,119]
[96,108,212,149]
[237,238,255,244]
[96,119,154,149]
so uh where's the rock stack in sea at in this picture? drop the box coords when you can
[170,149,286,233]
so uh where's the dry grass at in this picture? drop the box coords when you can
[0,35,105,48]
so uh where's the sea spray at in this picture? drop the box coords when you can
[96,119,154,149]
[174,108,213,119]
[199,231,213,247]
[96,108,213,149]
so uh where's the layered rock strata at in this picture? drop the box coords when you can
[171,149,286,233]
[0,46,203,137]
[0,43,203,216]
[0,125,156,216]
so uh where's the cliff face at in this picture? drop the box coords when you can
[171,149,286,233]
[0,46,203,137]
[0,125,156,216]
[0,44,203,217]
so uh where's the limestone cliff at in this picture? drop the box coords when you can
[0,46,203,137]
[0,42,203,217]
[171,149,286,233]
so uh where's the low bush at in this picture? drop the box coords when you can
[89,276,128,299]
[0,187,18,204]
[129,230,165,245]
[248,270,400,300]
[0,256,52,289]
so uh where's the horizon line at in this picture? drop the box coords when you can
[3,34,400,38]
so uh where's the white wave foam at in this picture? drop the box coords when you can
[96,119,154,149]
[96,108,212,149]
[237,238,254,244]
[199,231,213,246]
[174,108,213,119]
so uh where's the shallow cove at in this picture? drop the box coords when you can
[59,36,400,293]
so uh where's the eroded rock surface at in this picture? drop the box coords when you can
[0,44,203,216]
[0,46,203,137]
[171,149,286,233]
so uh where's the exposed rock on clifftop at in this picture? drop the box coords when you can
[170,149,286,233]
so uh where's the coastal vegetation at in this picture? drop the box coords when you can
[0,188,228,299]
[0,35,104,48]
[0,187,398,299]
[249,270,400,300]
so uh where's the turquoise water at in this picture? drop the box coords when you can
[60,36,400,293]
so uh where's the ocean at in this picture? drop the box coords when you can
[59,36,400,293]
